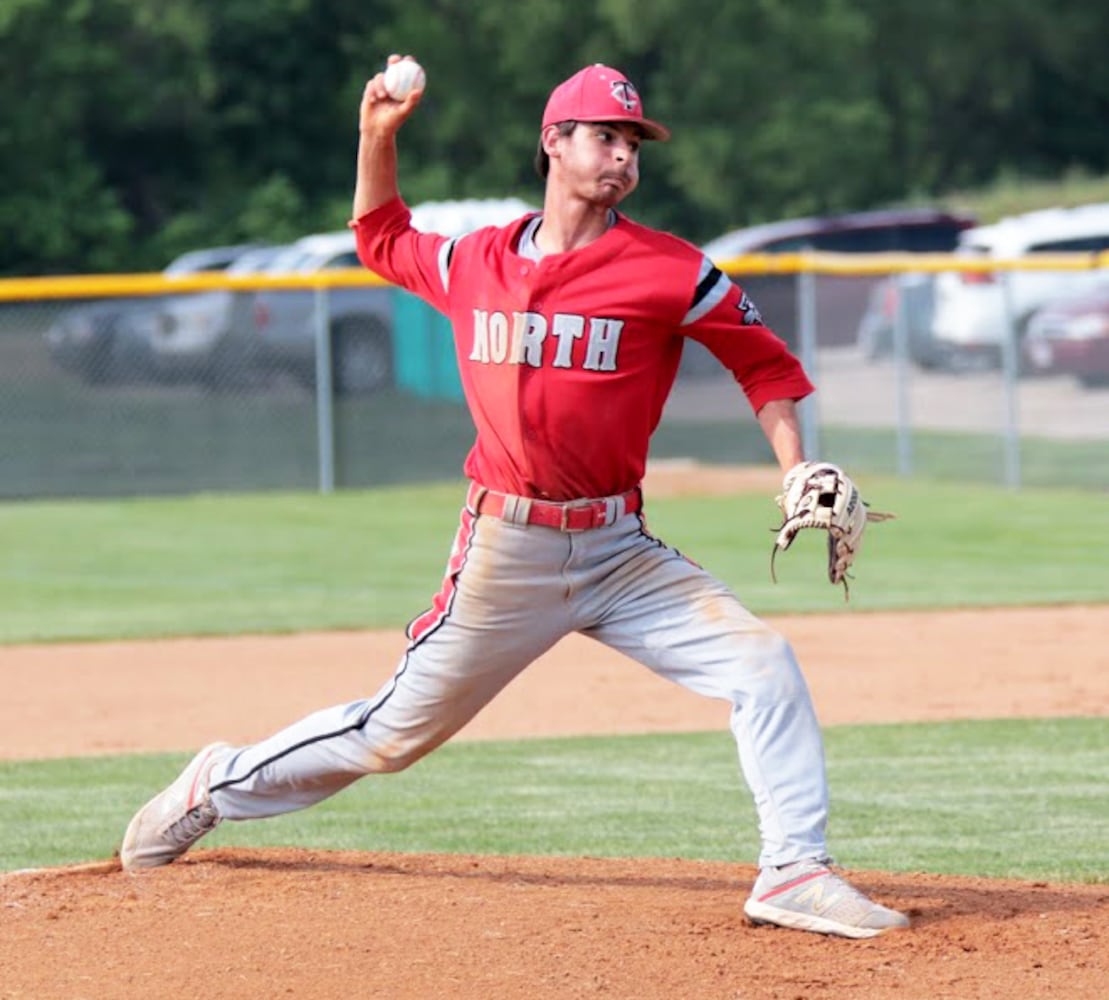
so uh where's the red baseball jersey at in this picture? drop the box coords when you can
[352,197,813,500]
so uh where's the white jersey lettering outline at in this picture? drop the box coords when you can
[583,317,624,371]
[469,310,622,370]
[488,312,509,363]
[469,309,490,363]
[551,313,585,368]
[511,312,547,367]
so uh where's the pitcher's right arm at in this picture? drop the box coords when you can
[352,56,423,220]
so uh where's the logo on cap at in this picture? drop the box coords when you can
[610,80,640,113]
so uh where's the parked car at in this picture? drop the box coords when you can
[250,199,539,396]
[699,207,974,361]
[44,244,264,384]
[930,203,1109,370]
[854,272,944,367]
[116,244,287,387]
[248,232,395,395]
[408,197,537,235]
[1021,281,1109,387]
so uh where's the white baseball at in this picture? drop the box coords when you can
[383,60,426,101]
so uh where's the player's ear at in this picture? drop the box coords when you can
[540,123,563,159]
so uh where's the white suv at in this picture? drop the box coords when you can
[930,202,1109,369]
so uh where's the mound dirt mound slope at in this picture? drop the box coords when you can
[2,851,1106,1000]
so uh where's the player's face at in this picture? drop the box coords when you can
[553,122,641,206]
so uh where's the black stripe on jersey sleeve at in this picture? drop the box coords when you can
[690,264,725,313]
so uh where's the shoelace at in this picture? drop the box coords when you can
[808,869,899,922]
[822,871,874,902]
[166,802,219,846]
[768,863,882,909]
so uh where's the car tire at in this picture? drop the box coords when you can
[910,341,943,370]
[79,334,124,385]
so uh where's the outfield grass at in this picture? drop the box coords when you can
[2,479,1104,883]
[2,719,1104,879]
[1,477,1105,644]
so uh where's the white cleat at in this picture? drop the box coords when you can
[744,858,910,939]
[120,742,232,871]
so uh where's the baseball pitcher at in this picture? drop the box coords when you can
[121,58,907,940]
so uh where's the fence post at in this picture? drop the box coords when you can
[796,265,820,460]
[997,272,1022,489]
[313,286,336,494]
[892,272,914,476]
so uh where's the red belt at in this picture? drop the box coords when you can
[467,482,642,532]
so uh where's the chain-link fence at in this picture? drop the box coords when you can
[672,255,1109,492]
[1,256,1106,500]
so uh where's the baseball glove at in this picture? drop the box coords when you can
[770,461,893,598]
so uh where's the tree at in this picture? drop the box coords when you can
[0,0,213,272]
[2,0,1107,274]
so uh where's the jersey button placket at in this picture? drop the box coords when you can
[515,266,540,480]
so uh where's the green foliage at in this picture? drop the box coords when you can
[2,719,1105,879]
[941,167,1109,225]
[0,477,1105,644]
[3,0,1109,274]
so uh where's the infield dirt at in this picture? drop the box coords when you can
[2,465,1106,999]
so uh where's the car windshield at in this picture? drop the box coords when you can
[1027,235,1109,254]
[289,246,355,272]
[162,246,254,275]
[227,247,286,274]
[265,247,315,273]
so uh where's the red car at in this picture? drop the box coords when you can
[1022,282,1109,387]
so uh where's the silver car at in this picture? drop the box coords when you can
[118,245,286,387]
[44,244,264,384]
[249,232,395,395]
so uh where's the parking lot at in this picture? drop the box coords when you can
[666,346,1109,441]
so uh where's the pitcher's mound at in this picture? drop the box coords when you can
[3,849,1105,999]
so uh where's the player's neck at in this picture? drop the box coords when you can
[533,197,616,256]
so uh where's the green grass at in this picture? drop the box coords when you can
[1,477,1104,644]
[940,168,1109,224]
[2,719,1104,880]
[2,478,1104,885]
[653,421,1109,492]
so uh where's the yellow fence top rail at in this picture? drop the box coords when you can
[0,268,392,301]
[713,250,1109,277]
[1,251,1107,301]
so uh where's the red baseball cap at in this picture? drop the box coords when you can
[541,64,670,141]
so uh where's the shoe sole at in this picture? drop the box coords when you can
[120,741,231,871]
[743,898,906,939]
